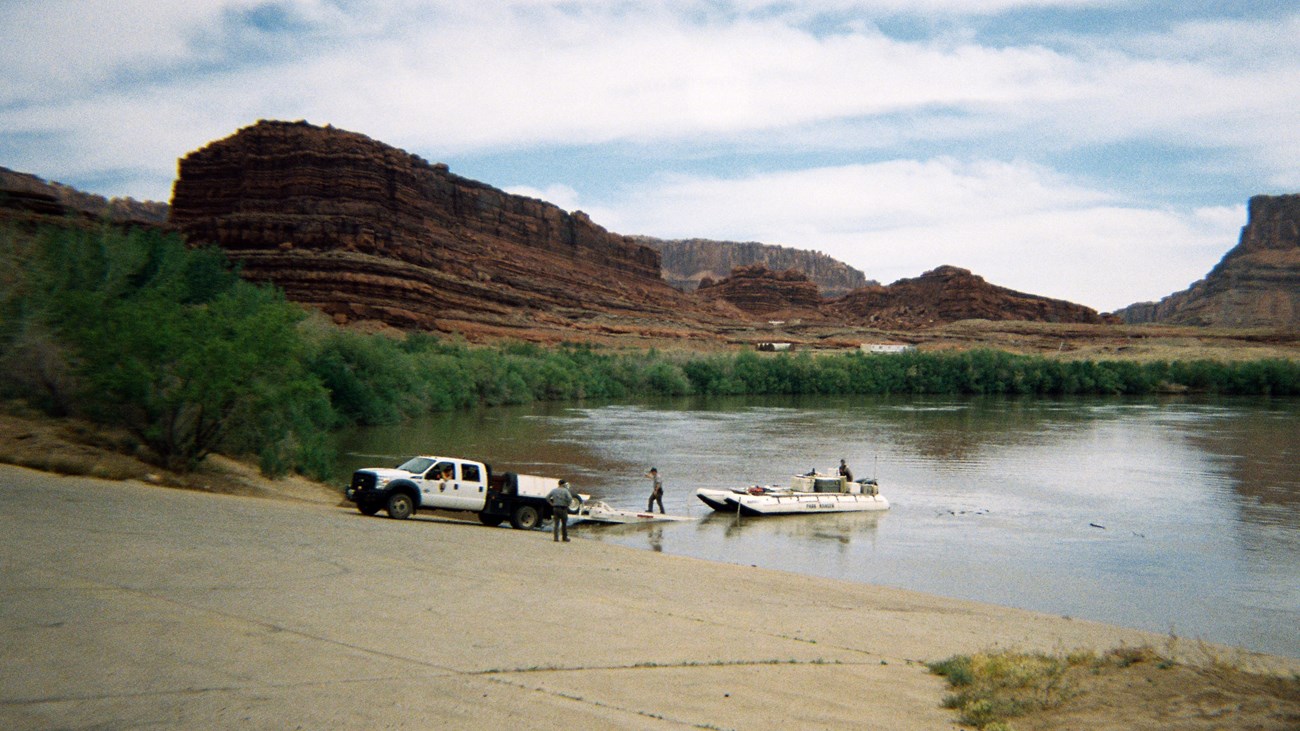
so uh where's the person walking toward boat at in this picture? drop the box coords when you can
[547,480,576,542]
[645,467,665,514]
[839,459,853,482]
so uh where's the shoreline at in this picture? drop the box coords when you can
[3,464,1297,729]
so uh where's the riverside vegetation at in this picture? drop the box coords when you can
[3,222,1298,479]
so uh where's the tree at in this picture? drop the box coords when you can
[7,223,335,475]
[72,269,331,473]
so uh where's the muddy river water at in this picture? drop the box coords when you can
[335,395,1300,658]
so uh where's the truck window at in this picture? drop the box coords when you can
[398,456,434,474]
[462,464,480,482]
[432,461,455,479]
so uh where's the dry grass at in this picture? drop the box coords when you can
[929,643,1300,731]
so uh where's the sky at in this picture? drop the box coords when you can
[2,1,1297,312]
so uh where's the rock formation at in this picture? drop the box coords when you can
[831,265,1109,328]
[6,119,1149,345]
[634,236,872,297]
[1113,194,1300,328]
[169,120,718,339]
[0,166,169,227]
[695,264,825,316]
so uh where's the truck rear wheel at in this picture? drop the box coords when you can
[386,492,415,520]
[478,513,506,527]
[509,504,541,530]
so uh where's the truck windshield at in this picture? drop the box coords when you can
[397,457,435,473]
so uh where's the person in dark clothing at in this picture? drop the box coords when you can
[547,480,576,542]
[838,459,853,482]
[645,467,664,514]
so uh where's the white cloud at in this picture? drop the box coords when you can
[583,159,1242,311]
[5,2,1297,183]
[0,1,1287,308]
[1,2,240,103]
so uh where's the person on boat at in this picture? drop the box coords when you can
[839,459,853,482]
[645,467,665,514]
[547,479,577,542]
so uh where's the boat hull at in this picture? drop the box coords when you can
[695,488,889,516]
[696,490,735,512]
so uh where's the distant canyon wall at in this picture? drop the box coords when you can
[0,166,168,227]
[692,263,1108,326]
[634,236,872,298]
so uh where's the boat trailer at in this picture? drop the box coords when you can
[569,499,692,524]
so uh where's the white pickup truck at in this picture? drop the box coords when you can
[345,455,578,530]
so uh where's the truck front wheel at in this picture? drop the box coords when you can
[509,504,541,530]
[386,493,415,520]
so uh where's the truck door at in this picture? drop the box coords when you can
[458,462,488,511]
[420,460,460,510]
[420,460,485,511]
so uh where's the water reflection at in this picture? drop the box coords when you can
[334,395,1300,658]
[699,510,882,548]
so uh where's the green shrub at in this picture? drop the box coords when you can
[1,223,337,476]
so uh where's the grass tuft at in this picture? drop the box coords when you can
[928,649,1092,729]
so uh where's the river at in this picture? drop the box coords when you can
[334,395,1300,659]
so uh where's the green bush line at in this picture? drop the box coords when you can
[3,223,1297,477]
[313,333,1300,425]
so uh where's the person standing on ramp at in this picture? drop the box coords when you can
[548,480,576,542]
[645,467,665,514]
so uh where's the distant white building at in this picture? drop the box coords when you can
[757,342,793,352]
[860,343,915,354]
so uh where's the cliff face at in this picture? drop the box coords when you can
[831,266,1108,328]
[1114,195,1300,328]
[635,236,872,297]
[695,264,825,317]
[1,167,169,227]
[169,121,707,338]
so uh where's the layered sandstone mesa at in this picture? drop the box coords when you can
[169,120,679,333]
[695,264,825,316]
[832,265,1108,328]
[1114,194,1300,328]
[634,236,872,297]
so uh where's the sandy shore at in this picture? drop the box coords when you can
[1,464,1296,730]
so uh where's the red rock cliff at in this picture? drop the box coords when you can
[695,264,825,316]
[831,265,1108,328]
[634,236,872,297]
[169,120,683,335]
[1,166,169,228]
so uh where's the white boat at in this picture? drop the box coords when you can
[568,499,692,524]
[696,472,889,516]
